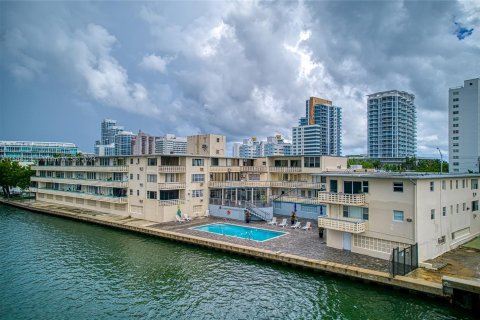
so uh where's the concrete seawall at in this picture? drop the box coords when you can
[1,200,445,299]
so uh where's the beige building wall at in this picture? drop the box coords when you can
[187,134,226,157]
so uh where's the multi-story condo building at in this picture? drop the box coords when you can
[30,151,480,262]
[187,134,225,157]
[236,135,292,158]
[449,78,480,173]
[114,131,135,156]
[0,141,79,162]
[155,134,187,155]
[95,119,125,155]
[367,90,417,160]
[132,131,156,156]
[292,97,342,156]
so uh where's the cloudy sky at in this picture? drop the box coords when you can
[1,1,479,157]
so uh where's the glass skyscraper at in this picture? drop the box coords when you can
[292,97,342,156]
[367,90,416,159]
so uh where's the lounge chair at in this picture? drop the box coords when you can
[267,217,277,225]
[183,214,192,221]
[278,218,287,228]
[291,222,301,229]
[301,222,311,230]
[176,215,185,223]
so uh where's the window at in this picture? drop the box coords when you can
[191,190,203,198]
[472,200,479,212]
[450,180,453,189]
[450,205,453,215]
[452,111,459,114]
[456,204,459,213]
[393,182,403,192]
[442,180,446,190]
[442,207,446,216]
[147,158,157,166]
[129,189,133,195]
[130,158,134,164]
[431,209,435,220]
[463,203,466,211]
[472,179,478,190]
[362,208,369,220]
[453,130,459,134]
[130,174,133,180]
[216,137,220,142]
[137,174,140,180]
[452,105,459,109]
[304,157,320,168]
[453,117,459,121]
[456,180,458,189]
[147,174,157,183]
[438,236,446,244]
[462,179,465,188]
[453,98,459,102]
[393,210,404,222]
[453,137,459,140]
[211,158,219,166]
[192,159,204,166]
[137,190,140,196]
[430,181,434,191]
[100,158,110,166]
[452,91,459,95]
[192,174,205,182]
[362,181,369,193]
[453,124,459,127]
[147,191,157,199]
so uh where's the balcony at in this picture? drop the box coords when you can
[209,181,271,188]
[268,167,302,173]
[33,188,128,203]
[317,192,366,206]
[31,176,128,188]
[159,198,186,206]
[270,181,326,189]
[318,216,366,234]
[158,166,186,173]
[209,166,241,172]
[158,182,186,190]
[241,166,267,172]
[32,165,129,172]
[274,196,322,205]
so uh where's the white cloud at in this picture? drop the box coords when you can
[140,54,172,73]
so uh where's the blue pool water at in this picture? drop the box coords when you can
[191,223,287,242]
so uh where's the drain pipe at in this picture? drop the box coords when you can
[409,178,417,248]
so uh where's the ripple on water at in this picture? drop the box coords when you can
[0,205,474,320]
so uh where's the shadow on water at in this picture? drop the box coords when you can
[0,204,475,320]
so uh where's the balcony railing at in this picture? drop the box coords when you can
[33,188,128,203]
[317,192,366,206]
[31,165,129,172]
[241,166,267,172]
[209,166,241,172]
[158,182,186,190]
[318,216,366,234]
[158,166,186,173]
[270,181,326,189]
[159,199,186,206]
[209,181,271,188]
[268,166,302,173]
[31,176,128,188]
[274,196,322,205]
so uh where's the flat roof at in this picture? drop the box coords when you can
[314,171,479,179]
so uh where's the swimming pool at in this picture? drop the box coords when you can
[191,223,288,242]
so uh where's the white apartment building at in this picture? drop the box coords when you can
[30,154,479,262]
[155,134,187,155]
[448,78,480,173]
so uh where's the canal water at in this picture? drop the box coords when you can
[0,204,472,319]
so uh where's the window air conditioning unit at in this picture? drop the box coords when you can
[139,200,143,203]
[200,183,204,187]
[200,167,204,171]
[140,167,144,171]
[140,183,143,187]
[200,199,203,202]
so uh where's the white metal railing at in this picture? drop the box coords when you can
[270,181,325,189]
[275,196,322,205]
[33,188,128,203]
[241,166,267,172]
[317,192,366,205]
[209,181,271,188]
[31,165,129,172]
[158,166,186,173]
[268,166,302,173]
[31,176,128,188]
[158,199,186,206]
[318,216,366,234]
[158,182,186,190]
[209,166,241,172]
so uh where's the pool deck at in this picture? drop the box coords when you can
[0,199,458,300]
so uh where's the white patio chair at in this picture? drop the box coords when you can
[291,221,301,229]
[301,222,311,230]
[267,217,277,225]
[278,218,287,228]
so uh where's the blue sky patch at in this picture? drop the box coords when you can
[454,21,474,40]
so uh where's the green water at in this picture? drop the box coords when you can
[0,204,472,319]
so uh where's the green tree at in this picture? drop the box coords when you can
[0,159,35,198]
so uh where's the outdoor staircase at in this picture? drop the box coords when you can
[245,201,271,221]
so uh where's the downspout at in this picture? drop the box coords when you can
[409,178,417,247]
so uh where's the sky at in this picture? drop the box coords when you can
[1,1,479,158]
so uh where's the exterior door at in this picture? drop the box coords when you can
[343,232,352,251]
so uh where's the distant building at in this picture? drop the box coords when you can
[449,78,480,173]
[155,134,187,155]
[101,119,124,145]
[132,131,156,156]
[0,141,78,162]
[235,135,291,158]
[94,143,115,156]
[187,134,226,157]
[232,143,241,158]
[367,90,416,160]
[114,131,135,156]
[292,97,342,156]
